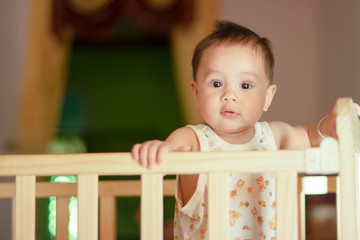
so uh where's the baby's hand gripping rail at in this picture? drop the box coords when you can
[0,98,358,240]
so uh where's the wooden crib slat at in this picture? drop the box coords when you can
[56,197,69,240]
[276,172,298,240]
[141,173,163,240]
[15,175,36,240]
[208,172,229,240]
[336,98,360,239]
[336,177,341,240]
[100,196,117,240]
[78,174,98,240]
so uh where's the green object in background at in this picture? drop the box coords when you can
[63,41,184,152]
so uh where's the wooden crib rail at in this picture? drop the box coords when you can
[1,151,306,240]
[0,97,358,240]
[0,150,306,176]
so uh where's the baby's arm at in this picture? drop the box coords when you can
[131,126,198,169]
[270,102,360,149]
[132,127,200,205]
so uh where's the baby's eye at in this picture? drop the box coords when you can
[241,83,252,89]
[210,81,223,88]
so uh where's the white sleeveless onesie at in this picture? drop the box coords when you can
[174,122,277,240]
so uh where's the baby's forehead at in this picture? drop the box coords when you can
[198,43,271,82]
[201,40,263,57]
[202,42,267,66]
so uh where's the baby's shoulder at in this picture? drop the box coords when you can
[268,121,311,149]
[268,121,292,133]
[167,126,200,151]
[267,121,288,148]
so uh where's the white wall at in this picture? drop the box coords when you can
[319,0,360,113]
[218,0,360,125]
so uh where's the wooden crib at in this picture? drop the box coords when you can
[0,98,359,240]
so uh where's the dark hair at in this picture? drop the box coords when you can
[192,21,275,83]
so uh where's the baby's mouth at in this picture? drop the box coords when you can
[221,110,239,118]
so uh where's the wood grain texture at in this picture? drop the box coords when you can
[276,172,298,240]
[0,150,305,176]
[208,172,229,240]
[78,174,98,240]
[15,175,35,240]
[141,174,163,240]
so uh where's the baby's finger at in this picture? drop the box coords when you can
[148,143,162,169]
[138,143,151,168]
[131,143,141,161]
[157,144,172,165]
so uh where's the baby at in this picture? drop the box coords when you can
[132,21,360,239]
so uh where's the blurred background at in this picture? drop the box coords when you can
[0,0,359,239]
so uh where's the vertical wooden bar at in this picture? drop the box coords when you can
[336,177,341,240]
[298,177,306,240]
[339,150,359,240]
[276,172,298,240]
[336,98,360,240]
[78,174,98,240]
[357,157,360,240]
[141,174,163,240]
[208,172,228,240]
[299,191,306,240]
[56,197,70,240]
[100,196,117,240]
[15,175,36,240]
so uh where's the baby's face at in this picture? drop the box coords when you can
[192,43,276,139]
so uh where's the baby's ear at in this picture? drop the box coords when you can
[264,84,277,112]
[191,81,199,107]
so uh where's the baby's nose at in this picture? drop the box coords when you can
[221,92,237,102]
